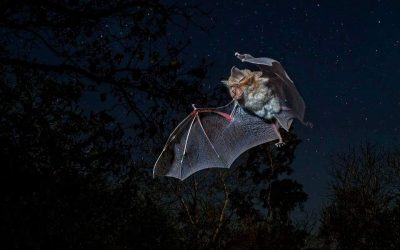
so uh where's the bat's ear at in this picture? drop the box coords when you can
[230,66,242,78]
[222,66,245,86]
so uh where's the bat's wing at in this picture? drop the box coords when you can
[235,52,306,124]
[153,102,279,180]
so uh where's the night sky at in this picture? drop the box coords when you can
[176,0,400,211]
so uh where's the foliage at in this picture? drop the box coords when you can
[0,1,310,249]
[319,144,400,249]
[157,129,310,249]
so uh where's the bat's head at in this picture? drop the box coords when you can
[222,66,266,100]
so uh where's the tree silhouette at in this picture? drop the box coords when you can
[0,1,212,249]
[1,1,310,249]
[155,128,310,249]
[319,144,400,249]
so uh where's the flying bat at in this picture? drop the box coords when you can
[153,52,309,180]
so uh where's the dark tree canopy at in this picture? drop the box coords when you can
[0,1,311,249]
[319,144,400,249]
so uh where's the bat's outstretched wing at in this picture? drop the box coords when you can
[153,101,279,180]
[235,52,306,124]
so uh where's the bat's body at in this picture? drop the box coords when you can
[227,68,281,120]
[243,80,281,120]
[153,53,309,180]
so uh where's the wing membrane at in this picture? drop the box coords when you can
[153,102,280,180]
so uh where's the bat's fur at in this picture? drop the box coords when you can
[223,68,281,120]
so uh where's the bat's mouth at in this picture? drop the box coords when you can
[230,85,243,100]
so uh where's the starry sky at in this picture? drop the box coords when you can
[177,0,400,212]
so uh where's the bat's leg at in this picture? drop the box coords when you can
[272,122,285,147]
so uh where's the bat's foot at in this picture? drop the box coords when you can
[305,121,314,128]
[275,142,286,148]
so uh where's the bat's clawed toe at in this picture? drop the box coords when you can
[275,142,286,148]
[305,122,314,128]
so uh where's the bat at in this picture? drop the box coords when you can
[153,53,309,180]
[232,52,307,130]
